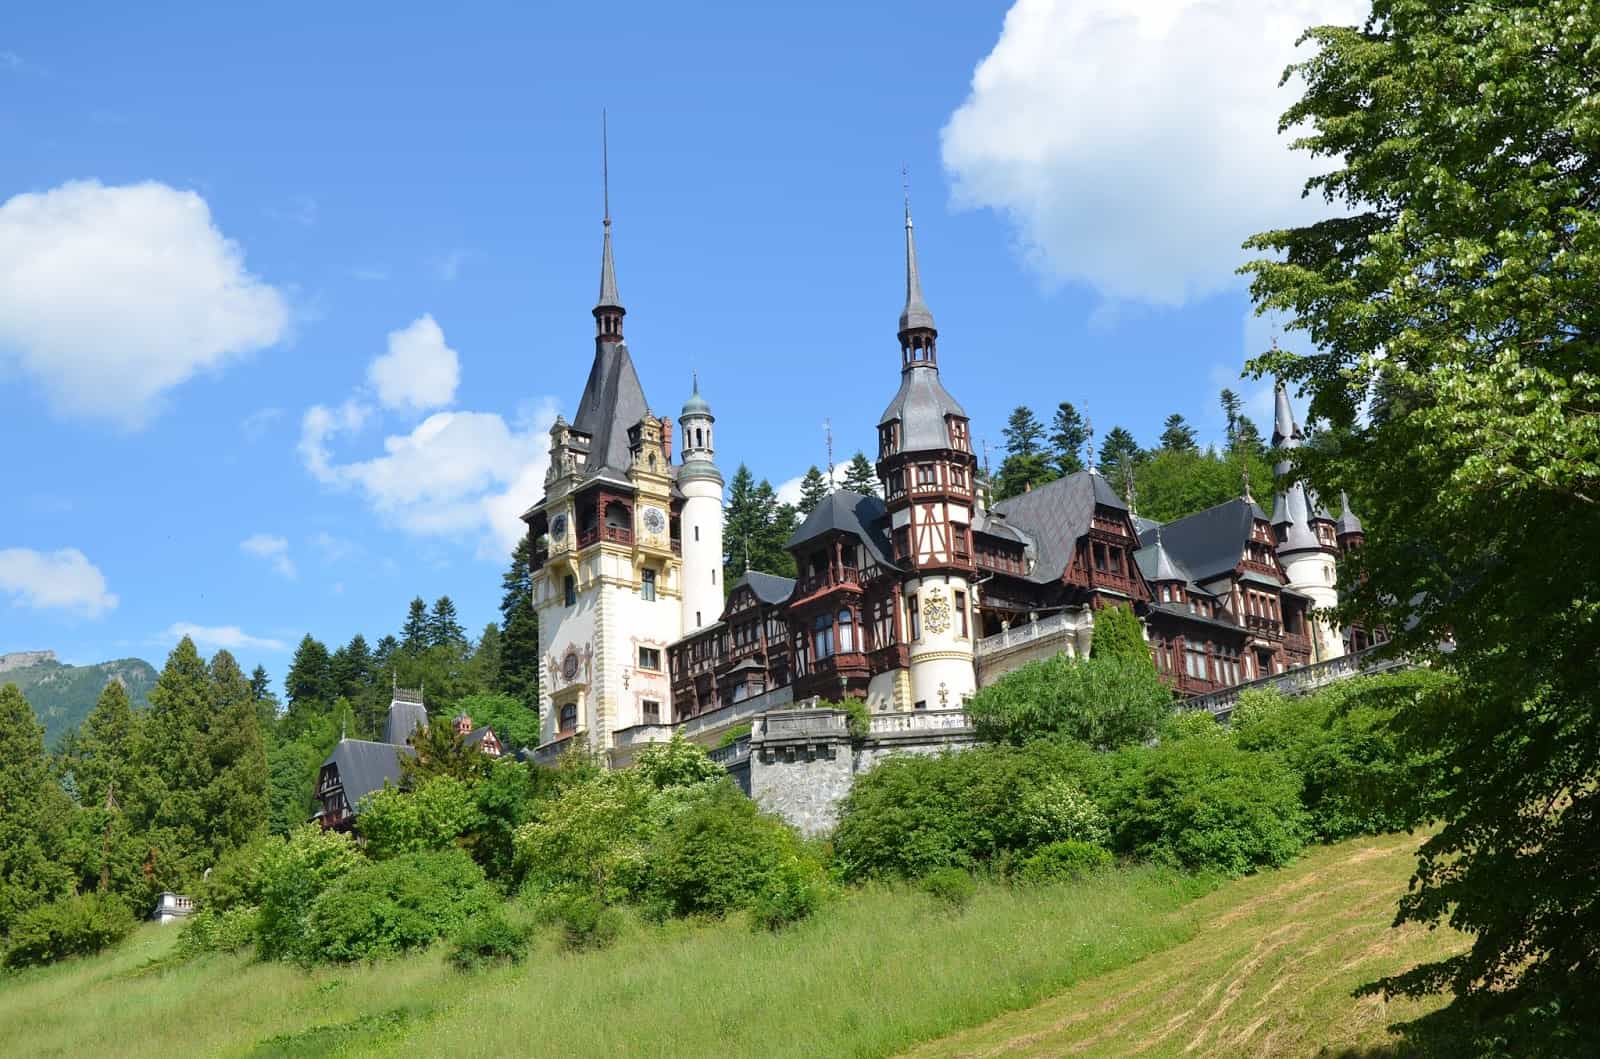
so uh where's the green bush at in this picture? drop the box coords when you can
[749,856,827,932]
[714,723,752,749]
[966,653,1172,749]
[646,781,819,919]
[1232,672,1451,840]
[177,905,260,957]
[194,834,277,914]
[1089,602,1150,666]
[357,775,480,860]
[514,769,661,903]
[447,909,532,972]
[832,741,1106,880]
[255,825,362,962]
[1015,840,1114,885]
[1098,739,1309,876]
[303,849,495,964]
[551,892,623,952]
[634,733,723,790]
[920,867,976,912]
[3,892,136,969]
[1160,709,1230,743]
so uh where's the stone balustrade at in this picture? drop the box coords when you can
[867,708,973,734]
[1181,646,1410,718]
[974,610,1080,658]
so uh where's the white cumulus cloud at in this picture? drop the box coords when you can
[0,547,118,617]
[301,314,556,557]
[165,622,287,652]
[0,180,289,427]
[942,0,1364,307]
[240,533,296,579]
[366,313,460,412]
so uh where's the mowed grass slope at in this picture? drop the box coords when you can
[900,830,1463,1059]
[0,832,1458,1059]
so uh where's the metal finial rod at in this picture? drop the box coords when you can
[824,418,834,487]
[602,109,610,226]
[902,163,911,220]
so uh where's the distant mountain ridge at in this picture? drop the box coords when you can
[0,651,158,745]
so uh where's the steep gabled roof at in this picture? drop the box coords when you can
[733,570,797,606]
[1137,497,1268,584]
[571,340,650,478]
[989,471,1127,584]
[322,738,414,810]
[384,696,429,746]
[786,490,895,567]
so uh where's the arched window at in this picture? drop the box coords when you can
[837,609,855,653]
[558,702,577,733]
[604,501,630,528]
[813,612,834,659]
[696,427,703,449]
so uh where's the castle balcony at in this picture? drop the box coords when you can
[1180,645,1408,719]
[531,728,586,767]
[1087,570,1139,596]
[1245,615,1283,638]
[794,567,862,600]
[867,643,909,673]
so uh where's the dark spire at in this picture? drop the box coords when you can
[595,110,624,339]
[898,169,936,337]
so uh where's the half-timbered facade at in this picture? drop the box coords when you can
[668,570,795,721]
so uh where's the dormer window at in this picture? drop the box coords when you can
[948,417,969,451]
[879,423,899,457]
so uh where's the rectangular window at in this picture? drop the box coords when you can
[954,590,968,637]
[563,575,576,607]
[907,593,921,641]
[893,527,910,560]
[694,525,700,541]
[642,699,661,724]
[558,702,577,733]
[813,613,835,659]
[951,464,968,489]
[916,463,938,487]
[638,647,661,670]
[641,568,657,601]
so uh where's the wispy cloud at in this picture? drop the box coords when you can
[241,406,284,441]
[240,533,296,579]
[0,547,117,617]
[164,622,287,652]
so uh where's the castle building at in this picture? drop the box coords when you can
[521,187,1374,761]
[520,200,724,763]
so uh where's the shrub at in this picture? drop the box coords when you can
[714,723,751,749]
[1233,672,1451,840]
[817,699,870,743]
[1160,709,1230,743]
[3,892,136,969]
[966,653,1172,749]
[514,770,660,902]
[194,833,277,914]
[447,909,532,972]
[255,826,362,962]
[832,741,1106,881]
[551,892,623,952]
[647,781,818,919]
[749,856,827,932]
[921,867,976,912]
[471,757,541,885]
[1098,739,1309,875]
[177,905,260,957]
[303,849,494,964]
[1015,840,1114,885]
[357,775,480,860]
[635,733,722,790]
[1089,602,1150,666]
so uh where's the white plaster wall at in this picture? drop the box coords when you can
[905,575,977,708]
[680,478,724,634]
[1283,552,1344,661]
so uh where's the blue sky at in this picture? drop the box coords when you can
[0,1,1357,684]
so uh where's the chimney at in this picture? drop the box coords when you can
[660,415,673,462]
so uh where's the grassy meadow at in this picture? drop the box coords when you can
[0,833,1458,1058]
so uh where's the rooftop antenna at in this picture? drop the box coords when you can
[824,418,835,489]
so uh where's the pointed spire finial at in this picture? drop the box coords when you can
[1242,461,1254,504]
[898,166,936,340]
[595,110,623,330]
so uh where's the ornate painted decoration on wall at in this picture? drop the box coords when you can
[923,588,951,635]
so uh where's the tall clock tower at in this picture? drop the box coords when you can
[873,198,980,709]
[521,200,685,761]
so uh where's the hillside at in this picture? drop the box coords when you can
[0,651,157,745]
[0,832,1459,1058]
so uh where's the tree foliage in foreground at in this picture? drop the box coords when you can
[1244,0,1600,1048]
[966,653,1171,750]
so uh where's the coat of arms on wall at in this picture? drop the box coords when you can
[923,589,951,635]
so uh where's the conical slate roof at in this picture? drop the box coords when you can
[1336,490,1364,536]
[899,204,936,334]
[597,219,621,309]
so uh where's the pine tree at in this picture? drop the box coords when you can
[1098,426,1143,486]
[842,452,879,497]
[1219,388,1243,449]
[428,596,467,650]
[128,637,215,889]
[1051,402,1088,475]
[994,452,1054,501]
[724,464,799,584]
[401,597,430,654]
[203,650,269,855]
[470,622,503,692]
[1159,413,1198,452]
[0,685,71,934]
[796,465,830,514]
[1002,406,1046,456]
[498,539,541,709]
[74,681,135,811]
[1233,415,1266,458]
[330,634,372,702]
[283,635,334,713]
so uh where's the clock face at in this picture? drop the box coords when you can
[642,506,667,535]
[549,513,567,539]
